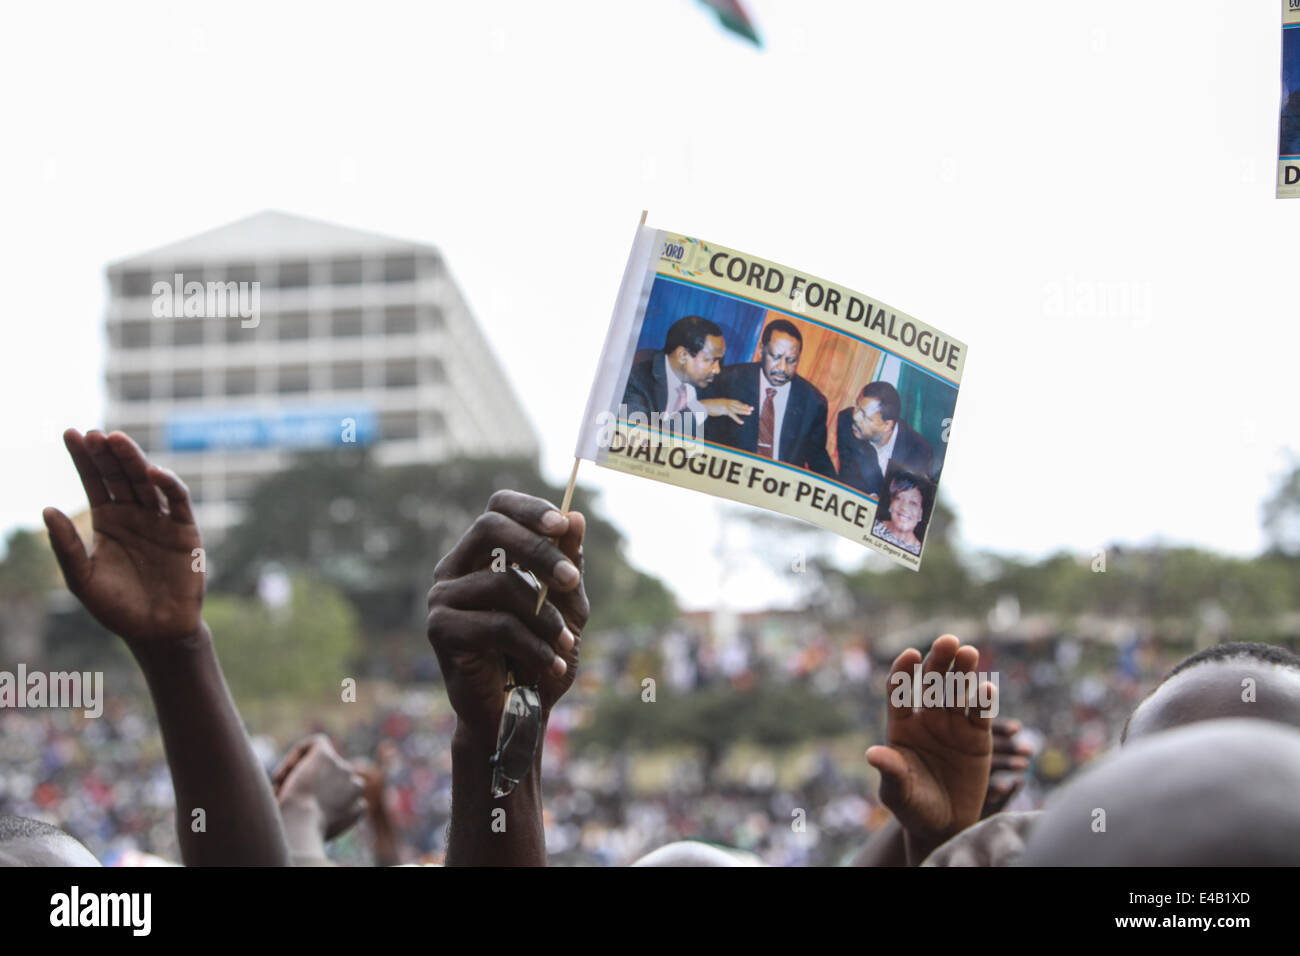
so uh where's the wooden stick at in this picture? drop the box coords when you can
[533,209,646,615]
[534,456,582,614]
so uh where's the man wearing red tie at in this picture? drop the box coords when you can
[703,319,835,478]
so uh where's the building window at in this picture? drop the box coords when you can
[384,306,416,336]
[425,357,446,383]
[384,254,417,282]
[117,424,159,452]
[118,271,154,297]
[278,260,310,288]
[278,311,310,340]
[225,316,257,343]
[172,370,204,400]
[151,319,174,348]
[224,367,257,396]
[120,320,152,349]
[385,358,418,388]
[174,320,206,347]
[226,262,257,285]
[380,411,418,441]
[173,263,207,286]
[331,257,364,285]
[331,309,364,337]
[277,365,310,394]
[330,361,365,391]
[120,374,150,402]
[418,255,443,280]
[421,306,445,331]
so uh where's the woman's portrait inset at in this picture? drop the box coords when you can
[870,465,934,556]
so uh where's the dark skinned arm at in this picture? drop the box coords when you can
[864,635,996,866]
[43,428,290,866]
[851,717,1030,866]
[426,490,589,866]
[355,750,402,867]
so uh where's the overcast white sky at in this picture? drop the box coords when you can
[1,1,1296,610]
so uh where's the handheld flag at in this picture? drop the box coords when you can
[574,218,967,571]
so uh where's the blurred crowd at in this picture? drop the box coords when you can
[0,621,1192,867]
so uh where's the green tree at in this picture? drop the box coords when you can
[827,495,975,618]
[0,528,59,662]
[202,573,360,703]
[1264,459,1300,557]
[211,449,675,637]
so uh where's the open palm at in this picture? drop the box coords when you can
[867,636,995,842]
[43,429,204,645]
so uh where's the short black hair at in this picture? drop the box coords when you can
[1165,641,1300,680]
[879,468,931,538]
[859,381,901,424]
[760,319,802,349]
[1120,642,1300,742]
[887,474,919,497]
[663,315,723,357]
[0,814,70,842]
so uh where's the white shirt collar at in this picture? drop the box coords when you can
[875,420,900,475]
[663,354,695,400]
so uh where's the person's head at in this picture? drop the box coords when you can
[0,815,99,867]
[1021,719,1300,865]
[631,840,765,867]
[1121,641,1300,744]
[852,381,902,445]
[663,315,725,390]
[759,319,803,388]
[883,473,926,539]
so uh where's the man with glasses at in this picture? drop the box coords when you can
[836,381,934,496]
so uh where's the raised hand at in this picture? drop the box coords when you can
[427,489,589,866]
[426,490,588,745]
[273,734,368,845]
[43,428,203,646]
[866,634,995,862]
[982,717,1033,818]
[41,427,289,866]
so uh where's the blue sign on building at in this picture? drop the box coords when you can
[164,405,378,452]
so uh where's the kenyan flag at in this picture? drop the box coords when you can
[698,0,762,48]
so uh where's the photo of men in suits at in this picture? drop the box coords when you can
[703,318,836,478]
[621,315,753,433]
[836,380,934,497]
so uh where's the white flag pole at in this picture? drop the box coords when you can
[535,209,648,616]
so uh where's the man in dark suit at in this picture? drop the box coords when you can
[1281,88,1300,157]
[622,315,752,433]
[836,380,934,496]
[703,319,835,478]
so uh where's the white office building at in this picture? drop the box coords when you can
[104,210,539,536]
